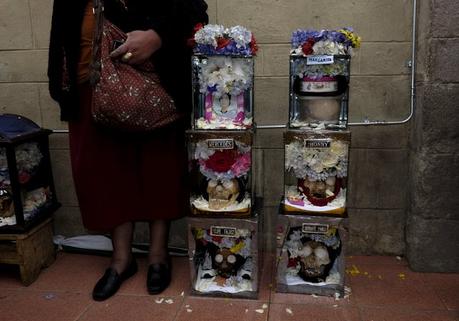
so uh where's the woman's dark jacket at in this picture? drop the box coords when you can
[48,0,208,121]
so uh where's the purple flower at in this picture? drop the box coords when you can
[194,41,253,56]
[292,29,321,48]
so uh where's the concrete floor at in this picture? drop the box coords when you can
[0,252,458,321]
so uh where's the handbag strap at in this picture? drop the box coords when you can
[89,0,104,86]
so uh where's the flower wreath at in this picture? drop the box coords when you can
[191,24,258,56]
[198,56,253,98]
[194,140,251,181]
[291,27,361,56]
[285,139,348,181]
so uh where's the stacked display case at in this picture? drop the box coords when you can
[186,24,260,298]
[277,28,361,297]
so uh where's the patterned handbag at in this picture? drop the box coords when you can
[89,0,181,132]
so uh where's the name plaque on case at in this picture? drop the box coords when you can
[304,139,331,148]
[210,226,238,237]
[207,139,234,150]
[306,55,334,65]
[302,223,330,234]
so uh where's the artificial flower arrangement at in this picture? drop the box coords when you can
[291,27,361,57]
[192,24,258,57]
[191,24,257,129]
[191,226,254,294]
[281,225,342,286]
[283,132,350,214]
[190,137,252,214]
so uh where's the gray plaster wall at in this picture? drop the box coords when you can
[406,0,459,272]
[0,0,419,256]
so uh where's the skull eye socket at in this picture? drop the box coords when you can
[222,180,234,189]
[227,254,236,264]
[215,254,223,263]
[301,245,312,257]
[208,180,218,188]
[314,247,328,259]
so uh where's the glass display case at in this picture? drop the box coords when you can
[283,130,350,215]
[190,24,257,130]
[187,130,253,217]
[188,216,260,299]
[288,27,360,129]
[192,55,254,130]
[0,114,60,232]
[289,55,350,129]
[276,215,347,297]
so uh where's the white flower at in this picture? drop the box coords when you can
[194,141,215,160]
[199,56,253,97]
[321,153,339,168]
[227,26,252,48]
[312,40,346,55]
[330,141,348,157]
[194,24,225,47]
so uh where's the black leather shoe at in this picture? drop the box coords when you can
[147,260,171,295]
[92,259,138,301]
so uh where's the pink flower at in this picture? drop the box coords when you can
[231,152,251,177]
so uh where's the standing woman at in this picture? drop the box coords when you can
[48,0,208,300]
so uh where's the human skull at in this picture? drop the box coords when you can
[213,248,238,278]
[299,177,336,199]
[298,241,331,280]
[0,189,14,218]
[207,178,239,210]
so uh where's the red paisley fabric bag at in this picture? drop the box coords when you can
[90,0,181,132]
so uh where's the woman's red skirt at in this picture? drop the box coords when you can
[68,84,188,231]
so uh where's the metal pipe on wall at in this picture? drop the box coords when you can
[347,0,417,126]
[258,0,418,130]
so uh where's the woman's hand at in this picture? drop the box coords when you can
[110,29,162,65]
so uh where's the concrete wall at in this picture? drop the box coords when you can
[0,0,417,255]
[406,0,459,272]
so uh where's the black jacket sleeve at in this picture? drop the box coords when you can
[48,0,88,121]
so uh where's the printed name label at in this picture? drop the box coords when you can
[207,139,234,150]
[210,226,237,237]
[304,139,331,148]
[306,55,334,65]
[302,223,329,234]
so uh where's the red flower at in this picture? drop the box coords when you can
[287,257,299,268]
[216,37,231,49]
[194,23,204,33]
[250,34,258,55]
[187,23,205,48]
[205,150,238,173]
[211,235,223,243]
[301,37,315,55]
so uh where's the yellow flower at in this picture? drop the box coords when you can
[339,29,361,48]
[230,241,244,253]
[194,228,204,239]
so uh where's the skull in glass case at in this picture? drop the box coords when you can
[212,247,243,278]
[207,178,240,210]
[298,241,331,280]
